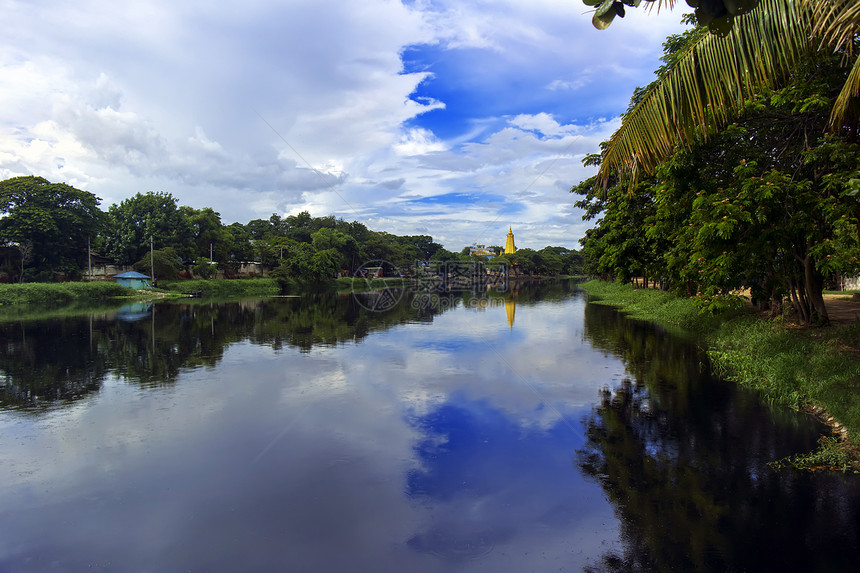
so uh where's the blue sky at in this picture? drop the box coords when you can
[0,0,688,252]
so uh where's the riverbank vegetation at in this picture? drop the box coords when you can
[0,176,583,287]
[580,279,860,472]
[158,278,279,298]
[0,277,280,312]
[0,281,131,307]
[572,2,860,472]
[573,7,860,328]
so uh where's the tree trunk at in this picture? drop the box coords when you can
[789,277,810,325]
[802,255,829,326]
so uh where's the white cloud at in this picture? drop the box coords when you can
[393,128,448,156]
[509,113,570,137]
[546,78,587,91]
[0,0,687,246]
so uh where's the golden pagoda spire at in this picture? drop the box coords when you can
[503,226,517,255]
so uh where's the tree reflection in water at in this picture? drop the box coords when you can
[2,282,860,570]
[0,281,575,410]
[0,291,442,409]
[577,303,860,572]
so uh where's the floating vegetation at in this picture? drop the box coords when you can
[769,436,860,474]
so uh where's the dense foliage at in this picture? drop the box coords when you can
[0,178,582,287]
[584,0,759,36]
[595,0,860,188]
[0,176,105,281]
[574,19,860,325]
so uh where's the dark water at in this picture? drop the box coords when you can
[1,282,858,572]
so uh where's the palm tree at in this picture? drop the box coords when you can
[597,0,859,185]
[808,0,860,126]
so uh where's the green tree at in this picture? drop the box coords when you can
[132,246,184,280]
[359,231,415,268]
[193,257,217,279]
[270,241,339,285]
[311,227,358,271]
[536,246,565,275]
[0,176,104,280]
[224,223,255,263]
[429,247,459,262]
[284,211,313,243]
[245,216,279,240]
[185,207,231,261]
[577,6,860,324]
[574,171,662,286]
[596,0,859,187]
[104,192,194,265]
[400,235,443,260]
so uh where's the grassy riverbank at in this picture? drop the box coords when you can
[158,278,280,298]
[0,281,131,306]
[0,278,281,317]
[579,280,860,472]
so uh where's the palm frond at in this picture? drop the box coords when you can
[805,0,860,54]
[598,0,812,185]
[802,0,860,127]
[830,56,860,130]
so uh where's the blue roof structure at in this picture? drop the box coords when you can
[113,270,153,290]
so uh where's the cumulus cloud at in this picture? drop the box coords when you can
[0,0,687,247]
[393,128,447,156]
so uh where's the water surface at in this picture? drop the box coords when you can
[1,283,858,571]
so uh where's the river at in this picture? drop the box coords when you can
[1,280,858,571]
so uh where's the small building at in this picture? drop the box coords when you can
[469,244,496,258]
[113,271,152,290]
[85,251,130,281]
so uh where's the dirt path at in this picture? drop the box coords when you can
[823,294,860,326]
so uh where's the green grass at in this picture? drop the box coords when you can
[769,435,860,473]
[0,278,280,309]
[0,278,280,320]
[158,278,280,298]
[0,281,132,307]
[708,318,860,441]
[579,280,860,472]
[577,280,738,335]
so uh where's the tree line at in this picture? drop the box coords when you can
[573,13,860,326]
[0,175,582,284]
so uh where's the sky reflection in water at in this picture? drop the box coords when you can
[1,286,856,571]
[0,289,625,571]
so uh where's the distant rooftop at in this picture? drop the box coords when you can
[112,271,151,279]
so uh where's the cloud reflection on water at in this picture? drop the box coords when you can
[0,290,627,571]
